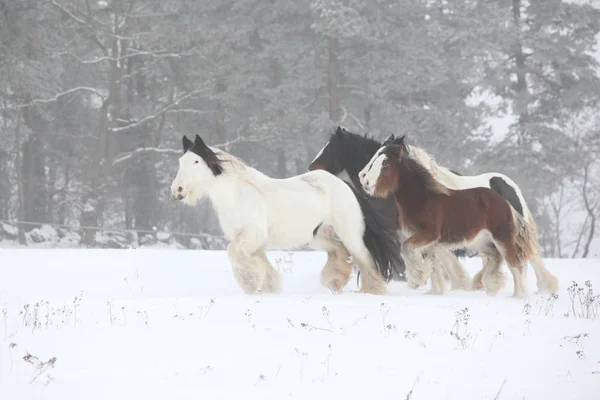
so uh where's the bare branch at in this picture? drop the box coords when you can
[112,147,181,165]
[0,87,107,111]
[166,109,218,116]
[63,46,205,65]
[49,0,87,25]
[109,85,212,134]
[571,213,590,258]
[111,135,274,166]
[49,0,108,54]
[581,163,597,258]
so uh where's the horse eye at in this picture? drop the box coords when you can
[382,159,388,167]
[194,160,199,164]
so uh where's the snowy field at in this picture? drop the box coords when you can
[0,249,599,400]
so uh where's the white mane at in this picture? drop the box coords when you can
[406,145,462,190]
[211,147,268,192]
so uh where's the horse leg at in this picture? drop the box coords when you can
[480,250,507,296]
[330,218,386,295]
[309,224,353,292]
[425,250,448,295]
[529,252,559,294]
[226,234,268,294]
[430,246,471,291]
[492,241,527,299]
[471,256,487,291]
[255,251,282,294]
[320,250,354,293]
[401,232,437,290]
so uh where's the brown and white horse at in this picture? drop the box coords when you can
[359,135,540,298]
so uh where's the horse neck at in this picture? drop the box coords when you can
[207,169,259,216]
[342,141,381,182]
[392,161,432,213]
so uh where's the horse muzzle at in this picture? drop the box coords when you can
[172,184,186,200]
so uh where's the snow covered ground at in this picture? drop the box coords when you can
[0,249,599,400]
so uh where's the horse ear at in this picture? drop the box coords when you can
[194,134,207,148]
[335,126,344,137]
[182,135,193,152]
[382,133,395,145]
[391,135,405,145]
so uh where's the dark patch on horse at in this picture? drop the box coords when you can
[489,176,523,216]
[313,223,322,238]
[344,181,406,282]
[182,134,224,176]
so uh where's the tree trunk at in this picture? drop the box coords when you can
[214,80,227,142]
[0,150,10,220]
[15,109,26,244]
[512,0,529,145]
[21,134,47,225]
[327,36,340,122]
[581,163,596,258]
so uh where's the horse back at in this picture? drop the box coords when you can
[435,187,513,242]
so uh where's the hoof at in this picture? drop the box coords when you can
[355,287,387,295]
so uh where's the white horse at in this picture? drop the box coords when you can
[379,135,558,295]
[170,134,403,295]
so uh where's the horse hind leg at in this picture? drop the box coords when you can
[309,224,353,293]
[333,229,386,294]
[320,249,353,293]
[480,250,507,296]
[329,211,387,294]
[492,241,528,299]
[530,253,559,294]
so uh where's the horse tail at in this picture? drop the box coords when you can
[511,206,537,266]
[345,182,406,282]
[524,208,560,293]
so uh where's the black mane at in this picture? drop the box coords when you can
[332,128,385,189]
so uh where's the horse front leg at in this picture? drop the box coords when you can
[401,232,438,290]
[226,231,269,294]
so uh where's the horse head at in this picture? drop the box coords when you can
[358,135,407,198]
[171,134,223,206]
[308,126,346,174]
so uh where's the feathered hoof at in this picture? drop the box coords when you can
[536,277,559,295]
[354,285,387,295]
